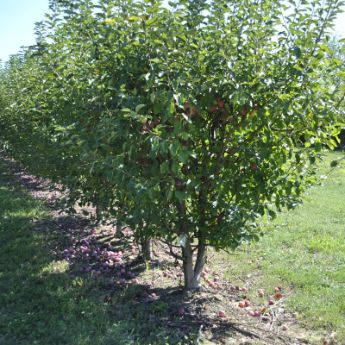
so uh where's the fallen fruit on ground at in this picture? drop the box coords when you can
[238,301,246,308]
[248,310,261,317]
[218,310,226,318]
[274,292,283,300]
[178,306,185,316]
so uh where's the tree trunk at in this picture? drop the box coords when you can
[192,241,206,287]
[141,238,152,261]
[177,201,207,290]
[182,239,195,288]
[95,204,103,223]
[182,235,207,290]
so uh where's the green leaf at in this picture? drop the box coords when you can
[330,160,338,168]
[293,46,302,58]
[128,16,141,21]
[178,150,190,164]
[175,190,186,201]
[160,161,170,174]
[135,104,146,113]
[268,209,277,220]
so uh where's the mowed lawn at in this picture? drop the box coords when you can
[222,151,345,342]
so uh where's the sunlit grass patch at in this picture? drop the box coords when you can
[222,151,345,342]
[40,260,70,275]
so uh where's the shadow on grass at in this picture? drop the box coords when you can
[0,155,285,345]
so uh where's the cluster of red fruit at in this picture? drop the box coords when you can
[207,97,225,114]
[202,268,224,289]
[237,286,284,319]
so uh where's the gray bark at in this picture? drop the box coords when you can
[141,238,152,261]
[182,235,207,290]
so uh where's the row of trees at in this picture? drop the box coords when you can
[0,0,344,289]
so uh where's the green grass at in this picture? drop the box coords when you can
[0,161,192,345]
[222,151,345,342]
[1,151,345,344]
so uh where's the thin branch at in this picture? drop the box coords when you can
[160,239,183,260]
[335,90,345,110]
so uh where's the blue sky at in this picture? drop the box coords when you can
[0,0,344,62]
[0,0,49,62]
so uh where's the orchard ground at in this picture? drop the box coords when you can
[0,150,344,345]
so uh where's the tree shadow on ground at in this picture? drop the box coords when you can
[0,153,294,345]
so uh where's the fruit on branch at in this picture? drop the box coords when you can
[208,104,219,113]
[216,97,225,109]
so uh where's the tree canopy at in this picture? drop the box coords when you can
[0,0,344,289]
